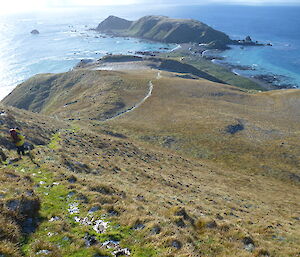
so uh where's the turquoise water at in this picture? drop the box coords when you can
[160,5,300,89]
[0,5,300,100]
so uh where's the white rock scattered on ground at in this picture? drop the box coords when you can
[68,202,79,214]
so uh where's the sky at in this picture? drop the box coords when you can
[1,0,300,14]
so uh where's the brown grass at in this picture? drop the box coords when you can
[0,66,299,256]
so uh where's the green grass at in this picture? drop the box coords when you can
[160,50,265,91]
[48,133,62,150]
[1,68,300,257]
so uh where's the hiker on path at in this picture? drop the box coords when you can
[9,128,26,159]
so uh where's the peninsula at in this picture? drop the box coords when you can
[95,15,266,50]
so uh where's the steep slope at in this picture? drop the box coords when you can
[96,15,232,47]
[2,56,229,119]
[96,15,133,32]
[2,70,151,120]
[1,103,299,257]
[1,63,300,256]
[102,71,300,183]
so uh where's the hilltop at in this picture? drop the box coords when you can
[95,15,233,49]
[1,55,300,257]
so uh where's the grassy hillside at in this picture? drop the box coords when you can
[1,62,300,256]
[96,15,133,32]
[2,70,151,121]
[96,15,232,47]
[94,69,299,181]
[159,50,265,91]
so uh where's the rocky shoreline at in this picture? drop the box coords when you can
[200,47,297,90]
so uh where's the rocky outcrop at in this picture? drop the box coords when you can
[245,36,252,42]
[31,29,39,35]
[96,15,133,32]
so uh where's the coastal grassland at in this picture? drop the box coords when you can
[49,116,300,256]
[0,167,40,257]
[0,102,299,256]
[1,66,300,256]
[102,73,300,181]
[160,49,265,91]
[40,122,300,256]
[2,70,151,121]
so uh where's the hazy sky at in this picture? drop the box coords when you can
[1,0,300,14]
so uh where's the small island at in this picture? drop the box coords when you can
[30,29,40,35]
[95,15,268,50]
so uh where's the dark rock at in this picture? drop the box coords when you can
[136,194,145,201]
[253,74,294,89]
[163,136,178,148]
[174,207,195,225]
[242,237,255,252]
[171,240,182,249]
[67,175,77,183]
[288,173,300,183]
[24,142,34,150]
[174,207,189,220]
[76,193,89,203]
[84,232,97,247]
[132,222,145,230]
[245,36,252,42]
[206,220,218,229]
[226,122,244,134]
[108,208,119,216]
[6,198,40,217]
[67,191,76,198]
[89,206,100,213]
[91,184,115,195]
[175,218,186,228]
[242,237,255,245]
[31,29,39,35]
[150,225,161,235]
[64,100,78,107]
[22,217,39,233]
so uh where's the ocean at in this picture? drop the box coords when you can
[0,5,300,100]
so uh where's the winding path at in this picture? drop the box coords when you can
[104,80,154,121]
[62,72,161,122]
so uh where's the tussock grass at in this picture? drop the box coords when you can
[0,67,299,256]
[0,168,40,256]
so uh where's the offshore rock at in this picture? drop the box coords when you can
[31,29,40,35]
